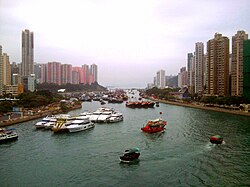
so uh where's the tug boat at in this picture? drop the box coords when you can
[120,148,140,163]
[141,118,166,133]
[210,135,223,144]
[0,128,18,143]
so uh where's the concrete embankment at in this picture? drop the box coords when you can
[0,104,82,127]
[154,99,250,117]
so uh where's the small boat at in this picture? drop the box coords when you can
[107,113,123,123]
[210,135,223,144]
[141,118,166,133]
[0,128,18,143]
[156,102,159,107]
[66,117,95,133]
[120,148,140,163]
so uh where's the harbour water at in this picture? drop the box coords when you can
[1,100,250,186]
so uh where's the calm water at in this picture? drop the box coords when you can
[1,99,250,187]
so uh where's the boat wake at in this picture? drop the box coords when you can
[206,141,226,149]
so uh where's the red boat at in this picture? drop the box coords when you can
[141,118,166,133]
[210,135,223,144]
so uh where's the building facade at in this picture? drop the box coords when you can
[2,53,11,85]
[21,29,34,76]
[243,40,250,100]
[47,62,61,85]
[206,33,230,96]
[231,30,248,96]
[89,64,98,84]
[61,64,72,84]
[195,42,204,95]
[156,70,166,89]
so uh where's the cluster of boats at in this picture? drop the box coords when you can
[0,128,18,143]
[34,107,123,133]
[125,101,155,108]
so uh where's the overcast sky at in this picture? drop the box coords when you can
[0,0,250,88]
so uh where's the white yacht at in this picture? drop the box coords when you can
[107,113,123,123]
[89,110,103,122]
[96,111,113,122]
[67,116,95,133]
[44,118,57,130]
[35,115,56,129]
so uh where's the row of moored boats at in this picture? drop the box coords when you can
[34,107,123,133]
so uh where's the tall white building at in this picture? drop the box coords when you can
[21,29,34,76]
[156,70,165,89]
[195,42,204,94]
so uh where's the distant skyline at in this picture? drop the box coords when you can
[1,0,250,88]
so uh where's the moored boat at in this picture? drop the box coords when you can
[126,101,155,108]
[0,128,18,143]
[52,114,72,133]
[35,115,56,129]
[107,113,123,123]
[141,118,166,133]
[120,148,140,163]
[66,118,95,133]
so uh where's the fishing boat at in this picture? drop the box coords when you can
[141,118,166,133]
[119,148,140,163]
[0,128,18,143]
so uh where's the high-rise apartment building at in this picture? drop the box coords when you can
[231,30,248,96]
[61,64,72,84]
[89,64,98,84]
[195,42,204,94]
[187,53,193,85]
[82,64,89,84]
[243,39,250,100]
[207,33,230,96]
[21,29,34,76]
[47,62,61,85]
[2,53,11,85]
[178,67,188,88]
[156,70,166,89]
[40,64,47,83]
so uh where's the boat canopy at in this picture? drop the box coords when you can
[125,148,140,153]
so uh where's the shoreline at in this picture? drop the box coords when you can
[153,99,250,117]
[0,104,82,127]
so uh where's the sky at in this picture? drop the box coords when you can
[0,0,250,88]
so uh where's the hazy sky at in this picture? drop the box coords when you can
[0,0,250,88]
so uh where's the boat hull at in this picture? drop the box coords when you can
[119,153,140,162]
[141,126,165,133]
[67,123,95,133]
[210,135,223,144]
[0,136,18,143]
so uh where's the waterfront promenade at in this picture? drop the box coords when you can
[0,104,82,127]
[154,98,250,117]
